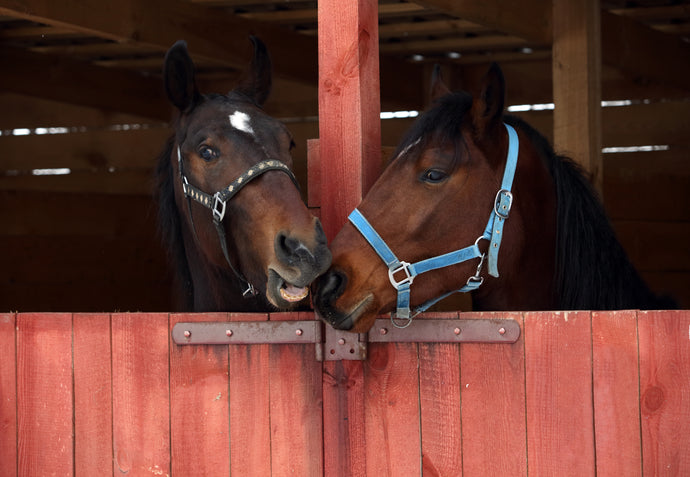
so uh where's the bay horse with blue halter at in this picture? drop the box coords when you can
[156,38,331,312]
[313,63,674,332]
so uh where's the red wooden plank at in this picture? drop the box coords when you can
[73,313,113,476]
[525,311,595,476]
[317,0,381,240]
[418,312,462,475]
[170,313,230,476]
[227,312,271,475]
[16,313,73,476]
[111,313,170,476]
[592,310,642,477]
[269,312,323,475]
[323,360,366,476]
[364,342,421,475]
[0,313,17,477]
[638,310,690,475]
[460,311,527,476]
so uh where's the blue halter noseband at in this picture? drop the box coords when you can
[348,123,519,327]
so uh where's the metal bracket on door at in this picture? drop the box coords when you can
[172,317,520,361]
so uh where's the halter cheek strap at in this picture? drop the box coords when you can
[349,123,519,327]
[177,146,299,296]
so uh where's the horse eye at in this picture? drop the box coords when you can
[422,169,448,184]
[198,145,218,162]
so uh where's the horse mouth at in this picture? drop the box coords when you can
[317,294,373,331]
[267,268,309,307]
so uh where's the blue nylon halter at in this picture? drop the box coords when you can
[348,123,519,327]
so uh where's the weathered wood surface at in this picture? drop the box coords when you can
[1,310,689,476]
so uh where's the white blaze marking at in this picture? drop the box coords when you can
[229,111,254,135]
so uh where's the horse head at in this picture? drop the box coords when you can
[160,38,331,311]
[313,63,558,332]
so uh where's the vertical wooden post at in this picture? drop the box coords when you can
[552,0,603,196]
[318,1,380,474]
[317,0,381,241]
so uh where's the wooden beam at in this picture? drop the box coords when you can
[415,0,552,44]
[552,0,603,194]
[318,0,382,241]
[0,45,170,120]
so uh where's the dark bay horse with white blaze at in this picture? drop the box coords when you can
[313,63,673,332]
[156,38,331,312]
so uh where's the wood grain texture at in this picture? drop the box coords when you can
[317,0,381,240]
[525,311,596,476]
[419,312,462,476]
[269,312,323,476]
[638,310,690,476]
[111,313,170,476]
[170,313,230,476]
[227,312,271,475]
[16,313,74,476]
[460,311,527,476]
[0,313,17,477]
[73,313,114,476]
[592,310,642,477]
[364,342,421,475]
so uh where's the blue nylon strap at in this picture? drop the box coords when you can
[410,244,482,276]
[348,209,400,268]
[486,123,518,277]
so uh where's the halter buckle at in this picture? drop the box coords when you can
[388,261,414,290]
[212,192,227,223]
[494,189,513,220]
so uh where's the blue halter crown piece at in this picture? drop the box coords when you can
[348,123,519,327]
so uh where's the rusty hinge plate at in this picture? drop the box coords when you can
[368,318,520,343]
[172,320,321,346]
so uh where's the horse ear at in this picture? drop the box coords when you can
[430,64,451,102]
[164,40,201,112]
[235,36,272,106]
[471,62,505,136]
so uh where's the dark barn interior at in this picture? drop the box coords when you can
[1,0,688,311]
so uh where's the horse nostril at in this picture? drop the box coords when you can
[319,269,347,302]
[276,232,310,264]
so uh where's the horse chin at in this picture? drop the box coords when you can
[317,294,374,332]
[265,268,310,310]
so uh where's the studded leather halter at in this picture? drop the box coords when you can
[348,123,519,327]
[177,146,299,296]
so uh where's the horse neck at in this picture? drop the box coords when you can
[180,225,263,312]
[471,130,559,312]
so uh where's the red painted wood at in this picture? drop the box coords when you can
[638,310,690,475]
[364,342,421,475]
[322,360,367,476]
[111,313,170,476]
[227,312,271,475]
[170,313,230,476]
[525,311,596,476]
[73,313,113,476]
[592,310,642,477]
[0,313,17,477]
[317,0,381,240]
[269,312,323,475]
[460,311,527,476]
[418,312,462,476]
[16,313,73,476]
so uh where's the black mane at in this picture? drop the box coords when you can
[154,135,194,310]
[505,115,674,309]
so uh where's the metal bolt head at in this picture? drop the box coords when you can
[498,327,506,335]
[379,328,388,335]
[338,338,346,345]
[454,327,461,335]
[295,329,303,336]
[226,329,233,337]
[183,330,191,338]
